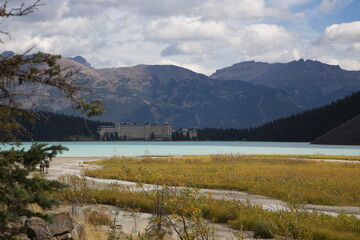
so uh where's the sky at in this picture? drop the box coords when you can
[1,0,360,75]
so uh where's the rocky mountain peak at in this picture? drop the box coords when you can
[68,56,93,68]
[210,59,360,108]
[97,64,209,88]
[1,51,15,57]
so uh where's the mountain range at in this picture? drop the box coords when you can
[20,54,360,128]
[211,59,360,108]
[53,58,300,128]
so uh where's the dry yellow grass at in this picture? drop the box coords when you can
[57,174,360,240]
[80,221,109,240]
[84,229,108,240]
[84,210,112,226]
[85,154,360,206]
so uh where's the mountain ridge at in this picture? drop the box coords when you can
[52,57,303,128]
[14,55,360,129]
[211,59,360,108]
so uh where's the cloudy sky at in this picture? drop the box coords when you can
[1,0,360,74]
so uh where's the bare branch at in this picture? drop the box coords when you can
[0,1,44,43]
[0,0,44,17]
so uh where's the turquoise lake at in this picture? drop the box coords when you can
[12,141,360,157]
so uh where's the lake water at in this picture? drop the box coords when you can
[12,141,360,157]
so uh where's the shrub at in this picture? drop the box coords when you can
[85,210,112,226]
[253,220,274,239]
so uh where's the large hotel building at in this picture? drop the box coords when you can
[97,123,172,141]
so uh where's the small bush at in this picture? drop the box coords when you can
[230,214,258,231]
[311,229,360,240]
[253,220,274,238]
[85,210,112,226]
[312,230,331,240]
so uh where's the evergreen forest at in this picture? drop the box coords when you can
[197,91,360,142]
[20,112,111,141]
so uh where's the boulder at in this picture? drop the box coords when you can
[24,213,85,240]
[48,213,85,240]
[25,219,52,240]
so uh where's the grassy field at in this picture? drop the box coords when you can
[57,175,360,240]
[228,154,360,161]
[84,154,360,206]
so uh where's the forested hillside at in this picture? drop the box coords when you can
[20,112,112,141]
[198,91,360,142]
[312,114,360,145]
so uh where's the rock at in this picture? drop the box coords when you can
[48,213,85,240]
[25,219,52,240]
[56,232,72,240]
[24,213,85,240]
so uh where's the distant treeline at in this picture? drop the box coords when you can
[20,111,112,141]
[197,91,360,142]
[20,91,360,142]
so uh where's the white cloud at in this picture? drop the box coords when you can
[120,0,194,18]
[145,16,227,41]
[0,0,359,75]
[266,0,314,9]
[95,41,165,68]
[251,49,299,63]
[35,17,89,37]
[305,20,360,72]
[145,18,299,69]
[201,0,288,20]
[349,42,360,52]
[228,24,297,55]
[337,59,360,70]
[317,21,360,43]
[118,0,299,21]
[316,56,360,71]
[320,0,340,12]
[161,42,208,56]
[3,32,93,57]
[8,0,70,22]
[291,49,302,60]
[159,59,212,75]
[319,0,353,13]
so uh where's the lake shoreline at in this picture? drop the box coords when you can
[15,141,360,157]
